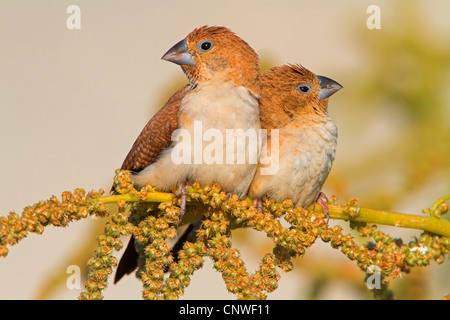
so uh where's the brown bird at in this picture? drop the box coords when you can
[164,64,342,274]
[248,64,342,214]
[114,26,262,283]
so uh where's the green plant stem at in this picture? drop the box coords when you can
[324,205,450,237]
[430,194,450,216]
[96,192,450,238]
[100,192,174,205]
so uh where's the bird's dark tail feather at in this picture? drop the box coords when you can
[163,222,197,273]
[114,221,201,283]
[114,236,139,284]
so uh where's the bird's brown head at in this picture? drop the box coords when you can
[162,26,261,95]
[260,64,342,126]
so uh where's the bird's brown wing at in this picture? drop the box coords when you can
[114,85,189,284]
[120,84,190,172]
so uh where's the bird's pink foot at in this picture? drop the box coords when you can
[314,192,330,222]
[176,183,187,221]
[253,198,263,214]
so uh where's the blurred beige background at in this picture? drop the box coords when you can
[1,0,449,299]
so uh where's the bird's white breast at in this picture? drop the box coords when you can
[251,117,337,208]
[133,81,261,198]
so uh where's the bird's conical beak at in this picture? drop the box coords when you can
[317,75,343,101]
[161,39,195,66]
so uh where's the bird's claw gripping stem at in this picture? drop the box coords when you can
[253,198,263,214]
[176,183,187,221]
[314,192,330,222]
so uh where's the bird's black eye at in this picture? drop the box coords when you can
[199,40,214,52]
[297,83,311,94]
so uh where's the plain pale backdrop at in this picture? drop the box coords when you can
[1,0,449,299]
